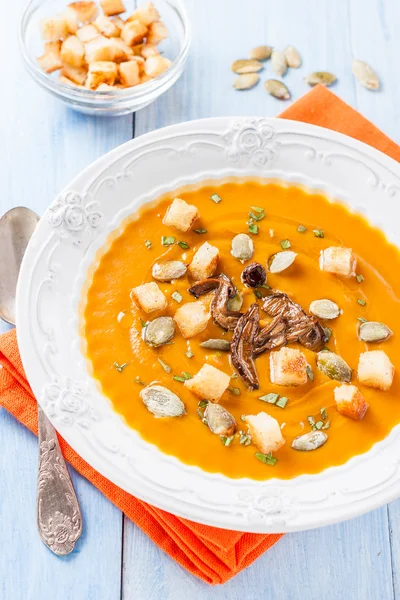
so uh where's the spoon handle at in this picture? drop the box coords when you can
[36,405,82,555]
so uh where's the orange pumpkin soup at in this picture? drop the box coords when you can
[83,180,400,480]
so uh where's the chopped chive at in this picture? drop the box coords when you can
[221,435,234,446]
[239,432,251,446]
[356,274,364,283]
[171,291,183,303]
[357,317,368,323]
[182,371,192,380]
[162,235,175,246]
[248,223,259,235]
[249,209,265,222]
[228,386,241,396]
[260,283,271,290]
[322,420,331,430]
[315,420,324,430]
[194,228,208,234]
[320,407,328,420]
[157,358,171,374]
[140,318,147,328]
[178,241,190,249]
[198,400,208,408]
[231,373,238,379]
[254,289,262,299]
[113,361,129,372]
[323,327,332,342]
[357,298,366,306]
[307,415,316,429]
[259,393,279,404]
[145,240,152,249]
[173,375,186,383]
[297,224,307,233]
[210,193,222,204]
[255,452,278,466]
[306,366,314,381]
[185,350,194,359]
[280,239,291,249]
[250,206,264,213]
[320,346,330,352]
[313,229,324,238]
[240,414,247,422]
[133,377,145,385]
[276,396,288,409]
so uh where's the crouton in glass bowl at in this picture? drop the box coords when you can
[20,0,191,116]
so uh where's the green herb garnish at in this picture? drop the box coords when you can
[259,393,279,404]
[173,375,186,383]
[210,193,222,204]
[249,208,265,222]
[145,240,152,249]
[228,386,241,396]
[357,298,366,306]
[322,420,331,430]
[323,327,332,342]
[307,415,316,429]
[113,361,129,372]
[140,318,147,328]
[254,289,262,299]
[198,400,208,408]
[157,358,171,374]
[356,274,364,283]
[315,420,324,430]
[231,373,238,379]
[357,317,368,323]
[297,225,307,233]
[171,291,183,303]
[320,346,330,352]
[313,229,324,238]
[306,366,314,381]
[280,239,291,249]
[221,435,234,447]
[250,206,265,214]
[255,452,278,466]
[276,396,288,409]
[240,414,247,422]
[248,223,259,235]
[194,228,208,234]
[182,371,192,380]
[133,377,145,385]
[320,407,328,420]
[162,235,175,246]
[178,241,190,249]
[239,432,251,446]
[185,350,194,359]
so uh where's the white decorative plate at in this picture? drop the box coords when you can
[16,117,400,533]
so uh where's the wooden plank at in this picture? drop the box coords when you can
[0,3,133,598]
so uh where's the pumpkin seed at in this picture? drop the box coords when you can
[204,403,236,436]
[317,351,352,382]
[264,79,290,100]
[152,260,187,282]
[249,45,273,61]
[304,71,337,87]
[200,339,231,351]
[140,385,185,418]
[231,233,254,261]
[231,59,263,74]
[233,73,259,90]
[284,45,301,68]
[271,50,287,76]
[268,250,297,273]
[309,299,340,320]
[359,321,392,343]
[352,60,379,90]
[144,316,175,347]
[292,431,328,451]
[227,291,243,312]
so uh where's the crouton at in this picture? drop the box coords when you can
[62,7,79,33]
[84,35,125,62]
[144,55,172,77]
[86,61,118,89]
[44,40,62,55]
[97,83,115,90]
[109,37,133,61]
[100,0,126,16]
[60,35,85,68]
[112,16,125,29]
[119,60,140,86]
[358,350,394,391]
[173,301,210,339]
[140,74,153,83]
[121,20,147,46]
[131,282,167,314]
[162,198,199,233]
[59,74,82,87]
[334,384,369,420]
[40,17,69,41]
[141,44,159,58]
[68,1,98,22]
[76,23,99,43]
[185,364,230,402]
[146,20,168,45]
[61,64,87,85]
[320,247,356,277]
[188,242,219,281]
[245,412,285,454]
[128,2,160,26]
[38,51,63,73]
[93,15,121,37]
[270,347,308,386]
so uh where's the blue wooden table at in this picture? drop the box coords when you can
[1,1,400,598]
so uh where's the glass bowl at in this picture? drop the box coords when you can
[20,0,191,116]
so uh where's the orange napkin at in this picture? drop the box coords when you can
[1,86,399,585]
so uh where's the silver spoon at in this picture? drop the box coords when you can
[0,207,82,555]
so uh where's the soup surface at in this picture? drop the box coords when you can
[83,180,400,480]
